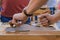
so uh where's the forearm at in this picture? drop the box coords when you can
[26,0,48,14]
[54,10,60,22]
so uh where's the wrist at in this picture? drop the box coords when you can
[22,12,28,18]
[53,15,58,23]
[23,7,31,14]
[23,9,33,17]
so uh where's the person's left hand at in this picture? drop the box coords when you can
[39,13,56,27]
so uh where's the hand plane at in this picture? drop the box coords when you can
[5,20,30,32]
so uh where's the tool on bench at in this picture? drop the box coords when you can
[5,20,30,32]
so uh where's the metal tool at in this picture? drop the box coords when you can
[6,20,30,32]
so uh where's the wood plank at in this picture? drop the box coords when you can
[0,35,56,40]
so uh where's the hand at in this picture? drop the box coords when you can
[39,13,56,27]
[9,12,28,27]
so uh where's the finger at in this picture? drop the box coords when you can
[42,23,49,27]
[40,20,48,24]
[40,18,47,22]
[39,13,50,19]
[11,18,17,24]
[40,19,49,27]
[15,20,23,27]
[40,21,49,27]
[40,19,48,24]
[15,23,21,27]
[9,20,13,27]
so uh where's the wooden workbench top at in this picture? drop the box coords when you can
[0,22,60,35]
[0,23,60,40]
[0,30,60,35]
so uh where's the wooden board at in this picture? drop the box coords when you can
[0,35,57,40]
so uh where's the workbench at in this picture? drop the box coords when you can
[0,23,60,40]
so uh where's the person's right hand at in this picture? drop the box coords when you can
[9,12,28,27]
